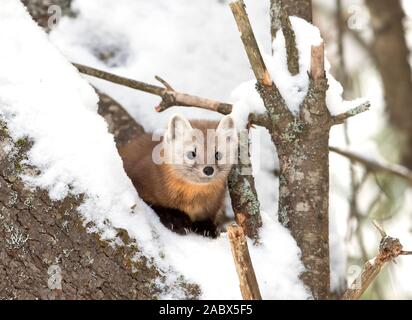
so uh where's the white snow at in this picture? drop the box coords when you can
[0,0,310,299]
[230,16,367,118]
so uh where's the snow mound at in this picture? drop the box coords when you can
[0,0,310,299]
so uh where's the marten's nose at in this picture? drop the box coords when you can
[203,166,214,176]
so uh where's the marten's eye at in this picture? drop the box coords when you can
[215,151,223,161]
[186,150,196,160]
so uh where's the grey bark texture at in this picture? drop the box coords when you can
[365,0,412,169]
[1,1,200,300]
[267,1,330,299]
[0,92,199,300]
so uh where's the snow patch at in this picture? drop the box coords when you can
[230,16,367,118]
[0,0,310,299]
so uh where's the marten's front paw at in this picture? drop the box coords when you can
[150,205,218,238]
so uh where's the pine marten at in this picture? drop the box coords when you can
[119,114,238,237]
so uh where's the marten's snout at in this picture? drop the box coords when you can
[203,166,214,176]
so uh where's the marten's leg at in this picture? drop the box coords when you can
[151,205,192,235]
[150,205,218,238]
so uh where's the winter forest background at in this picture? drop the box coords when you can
[1,0,412,300]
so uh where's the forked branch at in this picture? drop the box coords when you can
[73,63,233,114]
[342,220,412,300]
[73,63,271,127]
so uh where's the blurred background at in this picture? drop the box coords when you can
[24,0,412,299]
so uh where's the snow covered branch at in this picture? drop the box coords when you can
[342,221,412,300]
[329,146,412,185]
[227,225,262,300]
[331,102,371,125]
[230,0,272,87]
[270,0,300,75]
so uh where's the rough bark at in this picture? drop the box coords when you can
[365,0,412,169]
[228,130,262,242]
[3,4,200,298]
[0,92,199,300]
[230,0,332,299]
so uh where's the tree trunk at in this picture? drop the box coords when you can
[0,88,199,299]
[266,1,330,299]
[365,0,412,169]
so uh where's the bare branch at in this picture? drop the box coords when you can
[342,222,411,300]
[73,63,233,115]
[227,225,262,300]
[329,146,412,185]
[230,0,272,86]
[332,102,370,125]
[270,0,299,75]
[73,63,272,127]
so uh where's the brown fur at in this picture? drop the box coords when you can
[119,120,229,225]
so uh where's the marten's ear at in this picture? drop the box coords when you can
[217,115,236,133]
[166,114,193,141]
[216,115,237,142]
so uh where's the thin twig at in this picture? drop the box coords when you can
[330,146,412,185]
[332,102,370,124]
[227,224,262,300]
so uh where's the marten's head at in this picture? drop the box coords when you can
[161,114,238,184]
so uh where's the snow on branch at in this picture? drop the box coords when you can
[228,225,262,300]
[342,221,412,300]
[329,146,412,185]
[271,0,300,75]
[331,101,371,125]
[230,0,272,87]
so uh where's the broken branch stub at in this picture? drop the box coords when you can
[227,225,262,300]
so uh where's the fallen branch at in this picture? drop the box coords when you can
[342,220,412,300]
[227,225,262,300]
[330,146,412,185]
[230,0,272,86]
